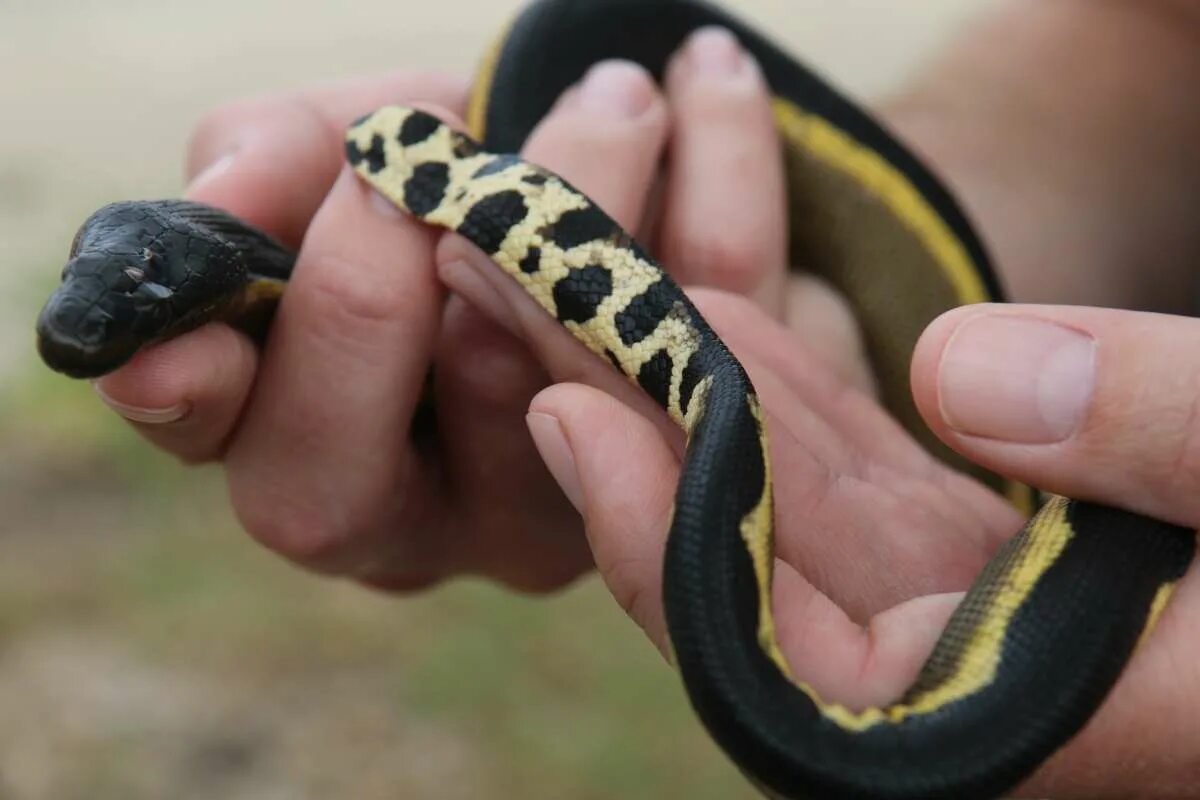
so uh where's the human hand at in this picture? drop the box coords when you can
[90,29,872,592]
[517,281,1200,795]
[908,305,1200,797]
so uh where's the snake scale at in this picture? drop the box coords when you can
[34,1,1197,797]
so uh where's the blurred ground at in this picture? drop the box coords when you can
[1,1,993,798]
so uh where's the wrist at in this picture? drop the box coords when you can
[877,0,1200,313]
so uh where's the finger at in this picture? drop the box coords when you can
[224,167,443,574]
[782,274,878,397]
[436,61,679,443]
[438,58,667,275]
[431,295,594,591]
[527,382,679,653]
[658,27,789,314]
[428,65,671,585]
[97,72,467,452]
[93,324,256,463]
[186,70,468,246]
[912,303,1200,527]
[518,59,668,230]
[529,381,975,713]
[772,570,966,709]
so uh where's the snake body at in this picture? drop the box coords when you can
[35,1,1198,797]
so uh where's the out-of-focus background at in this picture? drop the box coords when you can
[2,2,995,798]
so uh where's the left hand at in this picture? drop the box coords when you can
[91,28,874,593]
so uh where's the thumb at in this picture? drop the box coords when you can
[526,383,681,654]
[911,303,1200,528]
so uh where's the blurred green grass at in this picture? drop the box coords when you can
[0,319,756,799]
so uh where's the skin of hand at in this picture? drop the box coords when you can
[86,10,1200,799]
[92,28,873,593]
[879,0,1200,314]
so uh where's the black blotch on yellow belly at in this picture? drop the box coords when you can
[679,352,704,416]
[519,246,541,275]
[552,264,612,323]
[637,349,674,409]
[615,278,676,346]
[543,204,615,250]
[346,134,387,174]
[404,162,451,216]
[472,154,522,179]
[522,173,548,186]
[398,112,442,147]
[457,190,528,254]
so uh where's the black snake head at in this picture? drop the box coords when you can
[36,201,253,378]
[37,248,176,378]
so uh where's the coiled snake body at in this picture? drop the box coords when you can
[35,1,1197,797]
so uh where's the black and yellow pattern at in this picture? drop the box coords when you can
[34,1,1198,798]
[343,104,1194,799]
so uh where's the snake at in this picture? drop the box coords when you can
[34,0,1197,797]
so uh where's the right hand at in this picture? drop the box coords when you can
[93,67,603,592]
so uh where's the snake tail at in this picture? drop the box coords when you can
[347,105,1196,800]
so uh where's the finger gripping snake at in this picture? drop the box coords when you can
[35,1,1197,797]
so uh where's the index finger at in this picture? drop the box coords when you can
[186,70,468,246]
[94,71,467,462]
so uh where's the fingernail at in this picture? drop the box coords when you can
[577,60,655,117]
[938,315,1095,443]
[93,381,190,425]
[186,151,237,195]
[687,27,745,75]
[527,412,584,513]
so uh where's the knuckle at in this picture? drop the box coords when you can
[439,303,542,411]
[229,482,355,569]
[1160,391,1200,496]
[1085,377,1200,515]
[533,63,664,156]
[600,554,658,628]
[302,253,418,336]
[665,229,769,296]
[687,285,762,333]
[358,571,444,595]
[442,348,537,414]
[570,61,660,118]
[186,92,334,182]
[674,75,772,131]
[175,443,222,467]
[676,84,740,119]
[187,103,235,152]
[495,564,583,595]
[185,97,265,173]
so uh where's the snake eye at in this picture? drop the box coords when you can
[137,281,173,302]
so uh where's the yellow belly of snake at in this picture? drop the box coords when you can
[35,1,1198,798]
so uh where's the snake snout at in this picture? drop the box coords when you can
[35,286,137,378]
